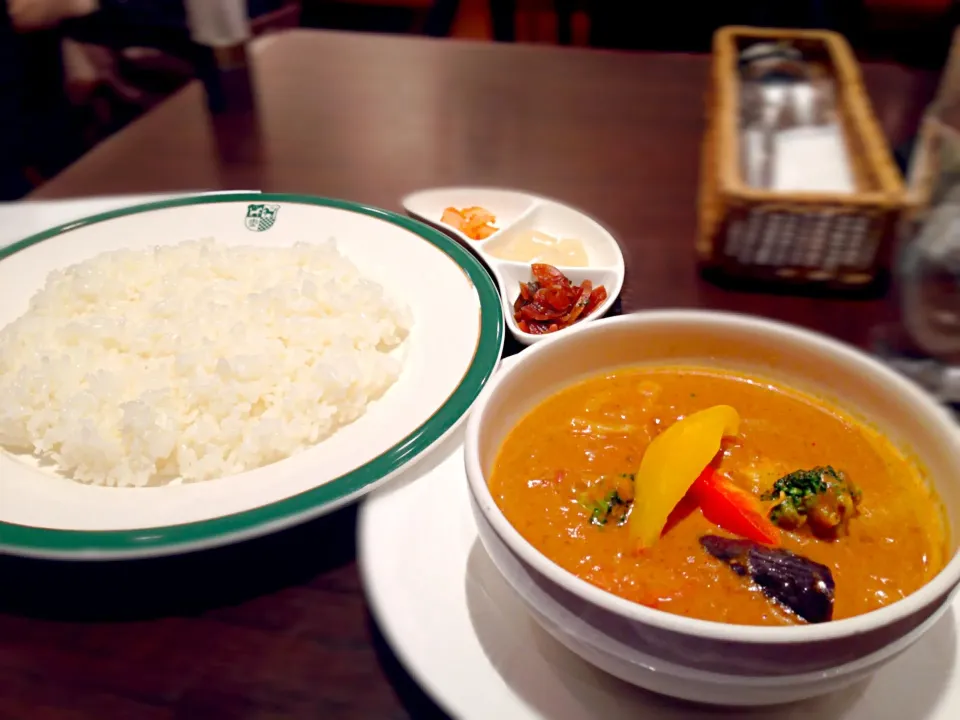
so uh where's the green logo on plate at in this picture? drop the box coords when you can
[245,203,280,232]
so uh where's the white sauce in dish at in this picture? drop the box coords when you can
[487,230,588,266]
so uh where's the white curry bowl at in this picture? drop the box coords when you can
[464,310,960,707]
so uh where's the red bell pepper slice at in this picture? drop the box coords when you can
[690,467,782,546]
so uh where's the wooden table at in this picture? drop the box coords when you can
[4,30,939,719]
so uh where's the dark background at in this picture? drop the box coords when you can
[1,0,957,201]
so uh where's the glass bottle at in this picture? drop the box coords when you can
[899,106,960,366]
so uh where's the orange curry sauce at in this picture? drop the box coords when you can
[489,367,947,625]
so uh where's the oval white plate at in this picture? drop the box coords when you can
[0,193,504,560]
[358,401,960,720]
[401,187,625,346]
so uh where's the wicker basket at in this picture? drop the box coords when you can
[697,26,908,289]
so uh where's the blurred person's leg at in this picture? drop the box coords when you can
[64,0,285,114]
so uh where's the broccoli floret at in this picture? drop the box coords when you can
[761,466,862,540]
[578,473,635,527]
[579,490,630,526]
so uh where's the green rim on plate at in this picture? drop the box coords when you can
[0,193,504,558]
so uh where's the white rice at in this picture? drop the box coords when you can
[0,238,412,487]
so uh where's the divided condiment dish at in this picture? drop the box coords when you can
[402,187,625,346]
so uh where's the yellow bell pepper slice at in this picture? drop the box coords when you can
[629,405,741,549]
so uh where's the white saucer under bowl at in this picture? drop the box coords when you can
[358,394,960,720]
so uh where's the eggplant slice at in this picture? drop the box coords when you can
[700,535,835,623]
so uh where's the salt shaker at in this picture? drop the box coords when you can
[737,42,839,190]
